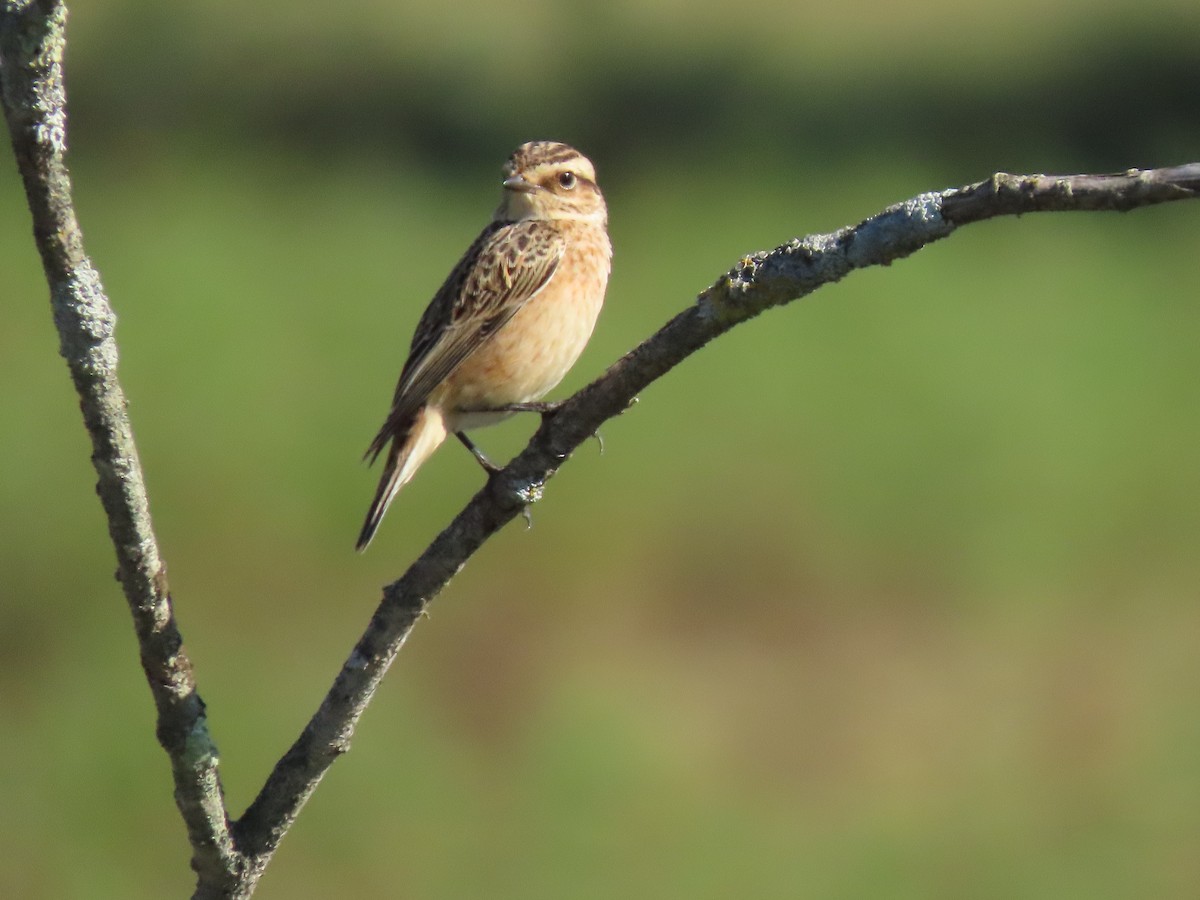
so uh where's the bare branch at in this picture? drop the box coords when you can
[941,165,1200,222]
[232,161,1200,881]
[0,1,239,893]
[5,3,1198,896]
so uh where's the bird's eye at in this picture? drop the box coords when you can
[557,171,577,190]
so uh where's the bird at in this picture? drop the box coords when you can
[356,141,612,551]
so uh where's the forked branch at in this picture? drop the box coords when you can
[3,3,1198,897]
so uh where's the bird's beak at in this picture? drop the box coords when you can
[502,175,537,193]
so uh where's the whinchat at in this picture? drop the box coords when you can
[356,141,612,550]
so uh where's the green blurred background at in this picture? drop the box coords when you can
[4,1,1200,896]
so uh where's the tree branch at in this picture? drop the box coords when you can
[4,3,1198,897]
[0,1,241,893]
[232,163,1200,882]
[941,165,1200,222]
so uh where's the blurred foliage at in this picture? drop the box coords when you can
[3,1,1200,897]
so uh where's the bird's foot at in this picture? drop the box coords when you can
[455,431,502,473]
[457,431,536,526]
[494,400,565,419]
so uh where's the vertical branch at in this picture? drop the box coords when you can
[0,2,238,893]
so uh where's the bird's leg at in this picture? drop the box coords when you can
[455,431,502,473]
[492,400,565,417]
[494,400,606,455]
[456,430,535,528]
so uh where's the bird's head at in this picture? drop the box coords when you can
[496,141,607,224]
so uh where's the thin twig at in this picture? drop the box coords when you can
[941,165,1200,222]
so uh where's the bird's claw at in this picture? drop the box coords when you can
[496,400,565,420]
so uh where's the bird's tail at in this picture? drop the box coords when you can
[356,405,448,551]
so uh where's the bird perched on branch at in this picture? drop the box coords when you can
[357,141,612,550]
